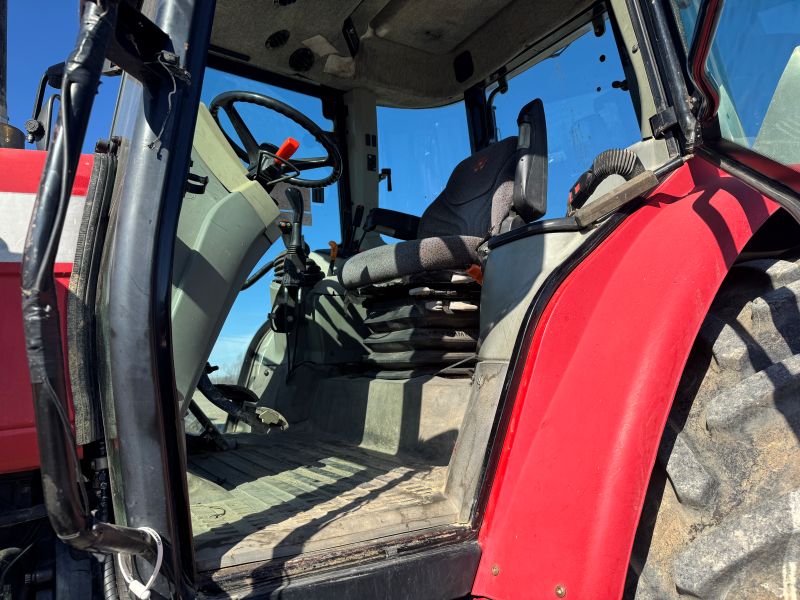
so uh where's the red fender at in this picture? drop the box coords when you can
[473,157,780,599]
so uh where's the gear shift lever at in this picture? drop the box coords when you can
[285,187,305,256]
[270,187,320,339]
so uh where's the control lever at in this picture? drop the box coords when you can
[257,137,300,189]
[270,187,321,336]
[286,187,304,248]
[276,186,306,291]
[196,371,287,434]
[284,186,307,279]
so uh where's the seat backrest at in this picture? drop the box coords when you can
[417,136,518,239]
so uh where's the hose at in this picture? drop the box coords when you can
[95,442,119,600]
[102,553,119,600]
[568,148,645,211]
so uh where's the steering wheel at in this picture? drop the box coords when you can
[209,91,343,188]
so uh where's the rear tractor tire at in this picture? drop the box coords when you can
[628,255,800,599]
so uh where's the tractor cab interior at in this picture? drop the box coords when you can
[169,0,673,579]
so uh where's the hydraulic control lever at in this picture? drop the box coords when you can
[286,187,305,262]
[279,186,311,287]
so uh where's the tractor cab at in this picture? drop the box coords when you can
[13,0,800,597]
[159,0,666,578]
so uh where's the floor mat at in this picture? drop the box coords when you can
[188,429,456,570]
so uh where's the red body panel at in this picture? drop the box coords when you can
[0,149,92,473]
[0,149,93,195]
[473,157,779,599]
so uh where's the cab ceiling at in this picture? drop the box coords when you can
[210,0,593,108]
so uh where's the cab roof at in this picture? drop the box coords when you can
[210,0,593,108]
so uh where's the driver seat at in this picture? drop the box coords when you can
[338,99,547,372]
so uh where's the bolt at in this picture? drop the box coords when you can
[631,43,639,53]
[491,564,500,576]
[24,118,41,134]
[555,584,566,597]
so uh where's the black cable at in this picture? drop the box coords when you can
[43,377,89,514]
[32,70,91,516]
[148,54,178,149]
[35,79,72,289]
[241,259,275,290]
[43,94,60,151]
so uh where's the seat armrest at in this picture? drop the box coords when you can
[363,207,421,241]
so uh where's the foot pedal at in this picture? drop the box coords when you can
[197,375,289,434]
[255,406,289,430]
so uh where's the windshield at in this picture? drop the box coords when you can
[492,17,641,217]
[199,68,341,376]
[375,18,641,222]
[376,102,471,216]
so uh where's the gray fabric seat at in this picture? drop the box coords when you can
[340,136,518,290]
[338,234,483,290]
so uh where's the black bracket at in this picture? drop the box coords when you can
[105,2,190,88]
[591,2,606,37]
[186,171,209,195]
[649,106,679,139]
[342,17,360,57]
[379,167,392,192]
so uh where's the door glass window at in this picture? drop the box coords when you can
[376,102,471,216]
[492,17,641,217]
[675,0,800,165]
[375,17,640,221]
[199,68,340,378]
[201,68,341,251]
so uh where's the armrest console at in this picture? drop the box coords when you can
[363,207,421,241]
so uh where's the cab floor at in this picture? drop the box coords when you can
[188,428,456,571]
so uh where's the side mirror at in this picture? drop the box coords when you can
[687,0,725,124]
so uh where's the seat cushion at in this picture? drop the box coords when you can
[339,234,482,290]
